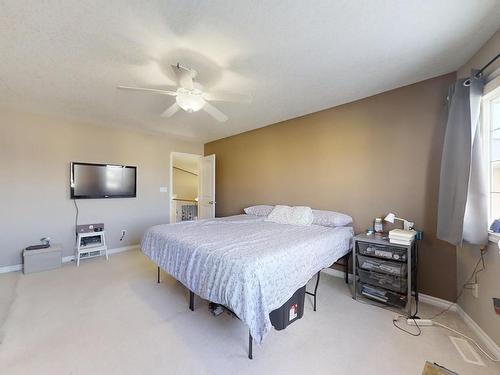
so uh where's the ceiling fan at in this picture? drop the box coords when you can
[117,63,250,122]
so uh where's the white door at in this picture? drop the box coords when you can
[198,154,215,219]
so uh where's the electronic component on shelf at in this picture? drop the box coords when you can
[80,235,103,247]
[76,223,104,233]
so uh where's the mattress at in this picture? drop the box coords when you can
[141,214,353,343]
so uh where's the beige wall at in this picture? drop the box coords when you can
[458,29,500,78]
[173,168,198,200]
[456,28,500,345]
[206,73,457,301]
[0,109,202,267]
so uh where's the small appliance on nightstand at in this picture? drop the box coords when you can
[352,233,418,315]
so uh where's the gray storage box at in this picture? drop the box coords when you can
[23,244,62,274]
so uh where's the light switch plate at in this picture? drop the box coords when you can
[159,187,168,193]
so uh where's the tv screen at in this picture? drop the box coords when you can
[70,162,137,199]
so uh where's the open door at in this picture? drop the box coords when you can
[198,154,215,219]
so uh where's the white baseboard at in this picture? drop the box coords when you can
[324,269,499,358]
[62,244,139,263]
[0,264,23,274]
[416,294,499,358]
[0,244,139,273]
[455,304,500,360]
[419,293,458,312]
[108,244,139,254]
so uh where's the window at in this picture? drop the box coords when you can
[483,80,500,226]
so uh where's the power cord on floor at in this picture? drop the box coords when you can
[427,247,486,320]
[392,314,500,361]
[354,244,498,362]
[356,290,499,361]
[354,295,422,336]
[433,321,500,362]
[393,315,421,336]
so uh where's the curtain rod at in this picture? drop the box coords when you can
[475,52,500,78]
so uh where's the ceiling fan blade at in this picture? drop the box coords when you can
[171,63,194,90]
[203,102,228,122]
[160,103,181,118]
[117,86,177,96]
[203,91,252,103]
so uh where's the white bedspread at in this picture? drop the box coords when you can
[141,214,353,343]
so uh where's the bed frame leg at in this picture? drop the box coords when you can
[344,253,349,284]
[189,290,194,311]
[313,271,320,311]
[306,271,321,311]
[248,330,253,360]
[157,266,161,283]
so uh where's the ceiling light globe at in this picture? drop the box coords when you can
[176,88,205,112]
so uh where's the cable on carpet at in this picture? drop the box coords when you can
[354,296,422,336]
[393,308,499,361]
[427,247,486,320]
[433,321,499,362]
[405,247,498,362]
[355,246,498,360]
[393,315,421,337]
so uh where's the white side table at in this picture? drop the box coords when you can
[76,231,108,266]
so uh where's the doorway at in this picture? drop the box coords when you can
[169,152,215,223]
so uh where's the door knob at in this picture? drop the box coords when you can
[209,201,214,205]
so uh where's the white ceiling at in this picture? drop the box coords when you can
[1,1,499,143]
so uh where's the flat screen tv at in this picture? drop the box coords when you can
[70,162,137,199]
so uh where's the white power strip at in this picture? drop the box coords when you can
[407,318,433,326]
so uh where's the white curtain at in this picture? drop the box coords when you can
[437,70,488,246]
[463,110,488,244]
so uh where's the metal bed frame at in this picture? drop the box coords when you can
[156,252,351,359]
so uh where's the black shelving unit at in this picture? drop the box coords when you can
[352,233,417,315]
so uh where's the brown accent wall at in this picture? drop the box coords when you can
[205,73,457,301]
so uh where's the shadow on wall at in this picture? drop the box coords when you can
[421,87,457,301]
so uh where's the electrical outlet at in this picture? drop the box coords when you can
[120,229,126,241]
[472,283,479,298]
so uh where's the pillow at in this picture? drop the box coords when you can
[265,205,313,226]
[312,209,352,227]
[244,205,275,216]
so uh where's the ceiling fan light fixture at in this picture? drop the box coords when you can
[175,88,205,112]
[117,63,243,122]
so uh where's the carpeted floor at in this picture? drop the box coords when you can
[1,250,499,375]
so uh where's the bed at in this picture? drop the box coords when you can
[141,213,353,356]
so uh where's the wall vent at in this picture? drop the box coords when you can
[449,336,485,366]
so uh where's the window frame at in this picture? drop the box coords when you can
[482,74,500,242]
